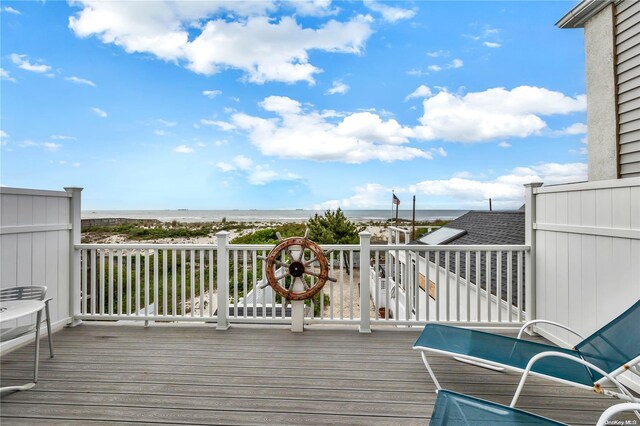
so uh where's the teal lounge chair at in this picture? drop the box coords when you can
[429,390,640,426]
[414,299,640,407]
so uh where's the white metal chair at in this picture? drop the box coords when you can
[0,286,54,358]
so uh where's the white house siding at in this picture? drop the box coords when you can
[533,178,640,391]
[616,0,640,177]
[0,187,74,353]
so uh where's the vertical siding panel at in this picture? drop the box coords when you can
[567,233,583,341]
[555,231,569,344]
[58,229,70,321]
[567,192,582,226]
[45,231,60,324]
[535,231,547,322]
[32,196,47,225]
[31,233,46,286]
[581,234,598,334]
[1,194,19,226]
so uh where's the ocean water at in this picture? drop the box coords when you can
[82,209,467,223]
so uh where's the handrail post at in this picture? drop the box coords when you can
[524,182,543,328]
[216,231,230,330]
[65,187,83,327]
[359,231,372,333]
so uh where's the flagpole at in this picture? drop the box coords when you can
[391,190,395,225]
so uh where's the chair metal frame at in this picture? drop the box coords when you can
[0,285,54,359]
[414,301,640,406]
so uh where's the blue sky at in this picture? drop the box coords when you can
[1,1,587,210]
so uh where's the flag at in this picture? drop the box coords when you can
[392,193,400,205]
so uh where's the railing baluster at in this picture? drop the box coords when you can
[339,250,344,320]
[262,250,267,320]
[91,249,97,315]
[108,250,113,316]
[445,251,450,321]
[199,249,205,318]
[117,250,122,316]
[81,249,87,315]
[181,250,186,316]
[518,250,523,322]
[486,250,491,322]
[100,250,105,316]
[329,251,334,321]
[435,250,440,321]
[465,251,470,322]
[135,251,140,316]
[126,251,131,315]
[242,250,247,318]
[252,250,257,319]
[424,249,429,321]
[233,250,238,318]
[349,250,354,320]
[209,249,214,318]
[163,249,168,317]
[507,251,513,323]
[475,251,481,322]
[145,249,150,318]
[414,249,420,321]
[190,249,195,318]
[497,250,502,323]
[405,249,410,321]
[154,249,159,318]
[172,250,177,317]
[455,251,460,322]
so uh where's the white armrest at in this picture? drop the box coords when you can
[517,319,584,342]
[596,403,640,426]
[510,351,638,407]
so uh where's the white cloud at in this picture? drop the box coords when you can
[483,41,501,48]
[2,6,21,15]
[154,129,168,136]
[216,155,299,185]
[43,142,62,151]
[0,130,8,146]
[157,119,177,127]
[0,68,17,82]
[73,162,81,168]
[230,95,432,163]
[363,0,415,23]
[68,2,373,84]
[287,0,338,17]
[426,50,448,58]
[203,90,222,98]
[91,107,107,118]
[10,53,51,73]
[326,80,349,95]
[315,162,587,209]
[51,135,77,141]
[200,119,236,131]
[65,76,96,87]
[498,141,511,148]
[174,144,194,153]
[405,84,432,101]
[415,86,586,142]
[557,122,587,135]
[429,58,463,72]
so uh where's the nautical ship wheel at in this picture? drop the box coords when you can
[262,231,336,301]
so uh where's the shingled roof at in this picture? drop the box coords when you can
[426,210,525,246]
[413,210,526,306]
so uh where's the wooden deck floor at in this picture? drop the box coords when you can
[0,324,632,425]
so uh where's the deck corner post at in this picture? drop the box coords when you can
[359,231,372,334]
[216,231,230,330]
[524,182,543,329]
[65,186,83,327]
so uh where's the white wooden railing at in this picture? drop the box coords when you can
[372,245,529,326]
[75,232,531,330]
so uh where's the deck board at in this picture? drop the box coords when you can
[0,324,634,425]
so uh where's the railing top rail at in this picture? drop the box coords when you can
[371,244,530,251]
[76,243,219,250]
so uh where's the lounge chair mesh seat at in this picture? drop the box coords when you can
[430,390,566,425]
[415,325,595,386]
[414,299,640,404]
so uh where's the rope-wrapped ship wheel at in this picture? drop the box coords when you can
[263,232,336,301]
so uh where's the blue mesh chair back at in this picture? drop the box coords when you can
[575,299,640,381]
[430,390,567,425]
